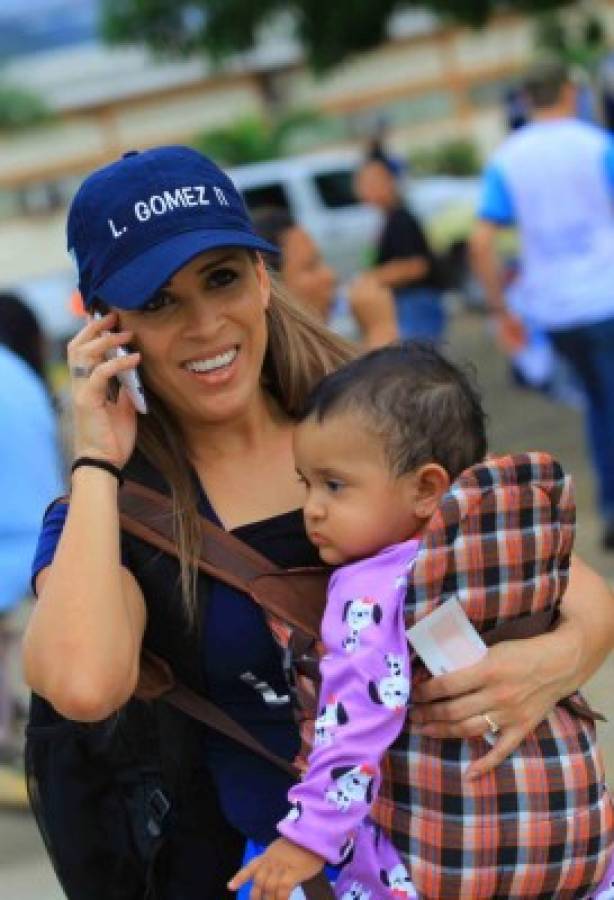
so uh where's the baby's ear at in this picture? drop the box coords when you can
[413,464,450,519]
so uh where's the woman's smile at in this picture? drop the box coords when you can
[181,344,240,385]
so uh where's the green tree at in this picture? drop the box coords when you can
[409,138,482,176]
[193,108,325,165]
[101,1,576,73]
[0,83,51,131]
[535,10,607,73]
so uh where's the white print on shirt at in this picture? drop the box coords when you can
[368,654,410,711]
[341,884,371,900]
[380,862,415,897]
[339,833,356,864]
[284,801,302,823]
[326,764,375,812]
[107,184,230,238]
[594,876,614,898]
[239,671,290,706]
[314,695,349,747]
[341,597,382,654]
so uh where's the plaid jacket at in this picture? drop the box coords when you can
[372,452,614,899]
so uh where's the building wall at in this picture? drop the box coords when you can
[1,2,613,287]
[2,7,596,189]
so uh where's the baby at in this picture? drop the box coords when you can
[230,342,613,899]
[229,342,483,898]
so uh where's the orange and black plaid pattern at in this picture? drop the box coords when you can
[373,453,614,898]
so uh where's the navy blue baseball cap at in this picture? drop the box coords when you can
[67,146,278,310]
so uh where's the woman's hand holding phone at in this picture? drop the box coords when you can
[67,311,142,468]
[93,310,147,414]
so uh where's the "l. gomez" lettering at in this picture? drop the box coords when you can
[108,184,229,238]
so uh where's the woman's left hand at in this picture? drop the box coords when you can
[409,634,569,779]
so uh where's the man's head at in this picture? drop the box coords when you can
[524,59,575,113]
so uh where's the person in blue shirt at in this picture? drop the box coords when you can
[23,146,614,899]
[471,59,614,550]
[0,292,63,798]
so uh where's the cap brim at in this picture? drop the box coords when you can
[94,229,279,310]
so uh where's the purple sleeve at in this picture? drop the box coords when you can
[278,542,419,863]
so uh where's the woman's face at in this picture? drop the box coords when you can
[281,226,336,320]
[354,160,397,209]
[117,248,270,428]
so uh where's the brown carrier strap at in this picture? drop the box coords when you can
[119,479,329,639]
[138,651,299,778]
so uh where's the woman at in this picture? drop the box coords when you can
[251,205,398,348]
[354,154,447,344]
[23,146,614,899]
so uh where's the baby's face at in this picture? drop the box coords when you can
[294,413,423,566]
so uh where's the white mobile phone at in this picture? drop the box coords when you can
[93,310,148,414]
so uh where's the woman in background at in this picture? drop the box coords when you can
[252,206,398,349]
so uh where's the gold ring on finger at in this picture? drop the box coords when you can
[483,712,500,735]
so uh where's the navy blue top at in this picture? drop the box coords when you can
[31,485,321,844]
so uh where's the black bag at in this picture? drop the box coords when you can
[26,688,246,899]
[25,479,333,900]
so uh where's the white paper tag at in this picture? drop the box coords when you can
[407,598,496,743]
[406,597,486,675]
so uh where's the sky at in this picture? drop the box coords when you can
[0,0,100,60]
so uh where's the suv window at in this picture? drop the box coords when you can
[241,183,289,213]
[314,169,359,209]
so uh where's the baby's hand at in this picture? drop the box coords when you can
[228,836,325,900]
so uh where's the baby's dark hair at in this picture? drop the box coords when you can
[299,341,487,481]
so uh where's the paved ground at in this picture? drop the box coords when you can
[1,306,613,897]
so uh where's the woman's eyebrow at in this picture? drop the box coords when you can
[162,253,239,289]
[196,252,238,275]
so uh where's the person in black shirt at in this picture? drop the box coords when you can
[355,155,446,343]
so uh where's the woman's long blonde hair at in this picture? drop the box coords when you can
[135,272,357,625]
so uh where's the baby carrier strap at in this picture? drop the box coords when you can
[137,650,299,779]
[119,479,330,639]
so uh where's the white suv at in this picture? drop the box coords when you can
[229,150,482,301]
[230,151,380,281]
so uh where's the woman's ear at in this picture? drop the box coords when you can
[412,464,450,519]
[254,253,271,310]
